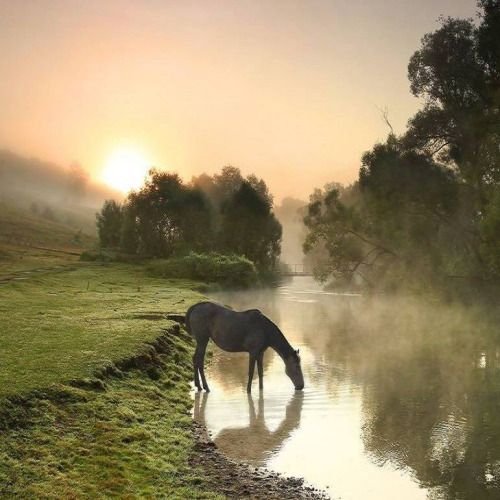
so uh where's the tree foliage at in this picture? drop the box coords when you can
[304,1,500,290]
[97,167,281,271]
[220,181,281,270]
[126,170,213,257]
[96,200,123,249]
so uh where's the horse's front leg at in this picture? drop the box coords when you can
[247,354,256,393]
[257,351,264,390]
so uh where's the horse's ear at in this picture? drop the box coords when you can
[296,349,299,354]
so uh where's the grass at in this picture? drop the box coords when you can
[0,201,95,251]
[0,202,96,276]
[0,242,84,275]
[0,332,219,499]
[0,264,202,398]
[0,257,224,497]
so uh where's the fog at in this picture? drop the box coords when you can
[274,197,308,268]
[202,278,500,498]
[0,1,477,202]
[0,149,120,234]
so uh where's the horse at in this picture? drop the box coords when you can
[185,301,304,393]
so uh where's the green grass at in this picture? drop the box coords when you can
[0,263,202,398]
[0,332,219,499]
[0,202,96,251]
[0,201,96,275]
[0,260,225,497]
[0,243,84,275]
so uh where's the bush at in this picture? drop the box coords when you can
[147,252,258,288]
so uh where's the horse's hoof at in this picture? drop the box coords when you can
[204,388,210,392]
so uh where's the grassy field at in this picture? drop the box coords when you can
[0,256,224,497]
[0,202,95,248]
[0,201,96,275]
[0,264,201,397]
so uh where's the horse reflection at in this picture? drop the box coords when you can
[194,391,304,466]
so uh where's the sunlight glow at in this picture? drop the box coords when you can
[101,147,150,193]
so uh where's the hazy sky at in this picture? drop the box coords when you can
[0,0,477,201]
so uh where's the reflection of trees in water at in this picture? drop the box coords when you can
[211,287,500,496]
[194,391,304,466]
[297,295,500,498]
[361,341,500,498]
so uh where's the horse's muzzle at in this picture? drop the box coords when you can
[295,384,304,391]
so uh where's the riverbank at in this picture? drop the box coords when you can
[191,421,327,499]
[0,262,325,498]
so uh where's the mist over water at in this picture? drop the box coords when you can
[193,277,500,499]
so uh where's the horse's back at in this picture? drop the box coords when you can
[186,301,268,352]
[212,307,268,352]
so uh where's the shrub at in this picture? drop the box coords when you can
[147,252,258,288]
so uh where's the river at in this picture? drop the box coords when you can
[193,276,500,499]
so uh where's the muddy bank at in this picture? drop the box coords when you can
[190,421,329,499]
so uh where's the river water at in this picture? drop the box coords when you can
[192,276,500,499]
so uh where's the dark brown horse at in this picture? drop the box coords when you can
[185,301,304,393]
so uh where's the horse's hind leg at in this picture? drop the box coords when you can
[247,354,256,393]
[197,338,210,392]
[257,351,264,391]
[193,342,203,391]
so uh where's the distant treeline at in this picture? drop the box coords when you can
[96,166,282,272]
[303,1,500,292]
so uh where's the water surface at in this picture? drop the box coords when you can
[193,277,500,499]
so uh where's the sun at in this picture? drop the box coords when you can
[101,147,150,193]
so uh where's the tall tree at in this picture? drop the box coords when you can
[304,2,500,288]
[96,200,123,248]
[127,170,213,257]
[406,8,500,204]
[220,181,282,270]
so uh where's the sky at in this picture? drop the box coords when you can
[0,0,477,201]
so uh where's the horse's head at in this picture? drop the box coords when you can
[285,349,304,390]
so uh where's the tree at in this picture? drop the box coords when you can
[126,170,213,257]
[97,166,283,272]
[220,181,282,270]
[96,200,123,248]
[303,2,500,289]
[406,9,500,205]
[212,165,245,205]
[119,205,139,254]
[191,166,281,271]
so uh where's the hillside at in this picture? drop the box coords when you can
[0,149,120,209]
[0,202,96,275]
